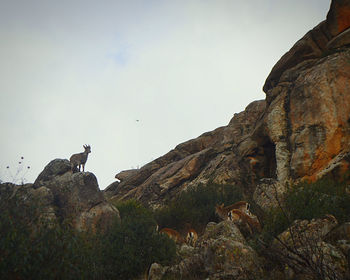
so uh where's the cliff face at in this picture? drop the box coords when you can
[265,48,350,182]
[105,100,267,206]
[262,0,350,182]
[106,0,350,207]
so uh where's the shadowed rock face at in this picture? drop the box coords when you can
[106,0,350,208]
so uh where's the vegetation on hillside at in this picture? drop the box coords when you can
[101,200,176,279]
[154,183,244,233]
[2,175,350,279]
[256,176,350,280]
[0,181,244,279]
[262,177,350,241]
[0,193,175,280]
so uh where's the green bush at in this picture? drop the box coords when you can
[0,208,97,279]
[154,183,244,232]
[262,177,350,240]
[99,200,176,279]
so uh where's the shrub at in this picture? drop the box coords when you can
[0,156,31,184]
[154,183,244,232]
[262,177,350,240]
[259,177,350,280]
[99,200,176,279]
[0,202,97,279]
[0,187,176,280]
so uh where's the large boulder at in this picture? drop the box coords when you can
[115,169,139,181]
[34,159,119,231]
[33,158,71,188]
[253,178,287,212]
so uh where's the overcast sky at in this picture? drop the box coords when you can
[0,0,330,189]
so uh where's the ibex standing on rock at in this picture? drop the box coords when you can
[70,145,91,172]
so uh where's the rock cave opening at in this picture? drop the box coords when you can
[261,139,277,179]
[250,137,277,180]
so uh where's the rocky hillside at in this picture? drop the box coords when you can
[105,0,350,209]
[2,1,350,279]
[149,216,348,280]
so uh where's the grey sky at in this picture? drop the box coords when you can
[0,0,330,189]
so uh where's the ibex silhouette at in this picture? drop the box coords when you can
[70,145,91,172]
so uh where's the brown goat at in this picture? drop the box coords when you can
[228,209,262,234]
[159,228,184,244]
[70,145,91,172]
[215,201,250,220]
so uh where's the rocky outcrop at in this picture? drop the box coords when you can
[106,100,267,207]
[260,0,350,185]
[6,159,120,232]
[107,45,350,206]
[105,3,350,277]
[149,221,264,280]
[263,0,350,94]
[105,0,350,209]
[253,178,287,212]
[148,216,350,280]
[262,48,350,183]
[33,158,71,187]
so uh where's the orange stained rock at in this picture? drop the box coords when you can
[335,3,350,33]
[303,127,350,183]
[304,159,350,183]
[324,126,343,157]
[312,127,343,173]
